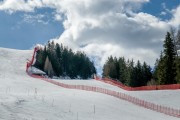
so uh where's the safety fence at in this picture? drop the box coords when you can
[26,47,38,72]
[95,77,180,91]
[26,73,180,118]
[26,48,180,118]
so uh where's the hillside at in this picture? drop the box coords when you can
[0,47,179,120]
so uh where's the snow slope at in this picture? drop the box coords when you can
[55,79,180,109]
[0,47,179,120]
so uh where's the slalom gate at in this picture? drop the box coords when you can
[26,48,180,118]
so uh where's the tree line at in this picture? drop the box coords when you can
[34,41,96,79]
[102,56,152,87]
[102,28,180,87]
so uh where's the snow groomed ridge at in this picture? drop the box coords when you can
[26,47,180,118]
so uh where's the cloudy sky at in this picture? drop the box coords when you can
[0,0,180,74]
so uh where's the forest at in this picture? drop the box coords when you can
[103,28,180,87]
[34,41,96,79]
[102,56,152,87]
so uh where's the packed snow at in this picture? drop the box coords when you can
[53,79,180,109]
[27,66,46,75]
[0,47,180,120]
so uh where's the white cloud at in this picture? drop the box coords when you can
[22,14,49,25]
[54,14,62,22]
[0,0,179,74]
[0,0,43,13]
[160,11,167,16]
[161,2,172,15]
[169,5,180,27]
[53,1,169,69]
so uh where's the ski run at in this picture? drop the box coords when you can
[0,47,180,120]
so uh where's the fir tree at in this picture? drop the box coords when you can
[55,43,62,76]
[156,51,167,84]
[133,60,143,87]
[175,58,180,83]
[163,32,177,84]
[118,57,127,84]
[102,56,152,87]
[34,41,96,79]
[142,62,152,85]
[126,59,134,86]
[152,59,159,81]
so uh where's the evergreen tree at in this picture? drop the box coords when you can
[156,51,167,84]
[118,57,127,84]
[34,48,44,70]
[175,58,180,83]
[154,30,180,84]
[152,59,159,81]
[62,47,69,76]
[142,62,152,85]
[103,56,116,79]
[133,60,143,87]
[126,59,134,86]
[34,47,47,70]
[55,43,62,76]
[102,62,109,78]
[114,57,119,80]
[34,41,96,79]
[102,56,152,87]
[163,32,177,84]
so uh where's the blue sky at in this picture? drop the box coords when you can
[0,0,179,50]
[0,7,63,49]
[141,0,179,20]
[0,0,179,73]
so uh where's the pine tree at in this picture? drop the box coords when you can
[114,57,119,79]
[156,51,166,84]
[34,48,44,70]
[62,47,68,76]
[175,58,180,83]
[102,63,109,77]
[34,47,47,70]
[142,62,152,85]
[163,32,177,84]
[102,56,152,87]
[134,60,143,87]
[153,59,159,81]
[55,43,62,76]
[34,42,96,79]
[154,31,179,84]
[126,59,134,86]
[118,57,127,84]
